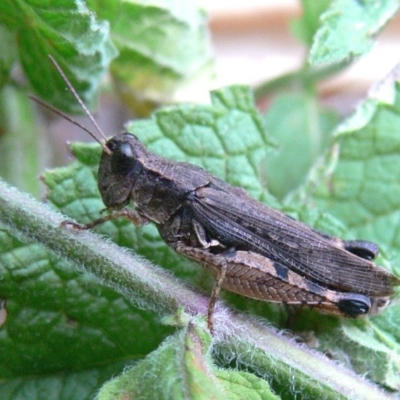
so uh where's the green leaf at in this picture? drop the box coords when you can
[88,0,214,113]
[289,73,400,389]
[98,320,278,400]
[0,361,128,400]
[341,318,400,389]
[262,92,339,200]
[45,85,276,247]
[0,225,172,378]
[291,79,400,260]
[290,0,331,46]
[129,86,276,201]
[0,0,117,112]
[310,0,400,64]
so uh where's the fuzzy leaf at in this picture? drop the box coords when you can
[0,0,117,112]
[88,0,214,113]
[98,321,278,400]
[292,79,400,261]
[0,361,128,400]
[127,86,276,201]
[310,0,400,64]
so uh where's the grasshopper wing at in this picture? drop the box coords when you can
[190,181,398,296]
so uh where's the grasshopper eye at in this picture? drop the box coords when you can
[337,299,370,317]
[111,142,136,175]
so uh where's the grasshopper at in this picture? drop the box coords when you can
[32,57,399,332]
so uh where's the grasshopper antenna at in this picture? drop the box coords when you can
[28,95,109,154]
[29,56,111,155]
[48,56,109,143]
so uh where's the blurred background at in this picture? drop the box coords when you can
[1,0,400,198]
[50,0,400,144]
[201,0,400,112]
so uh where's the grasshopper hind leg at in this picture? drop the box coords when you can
[341,239,379,261]
[175,242,229,333]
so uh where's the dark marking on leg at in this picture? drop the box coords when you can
[273,262,288,281]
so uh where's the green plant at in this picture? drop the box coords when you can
[0,1,399,399]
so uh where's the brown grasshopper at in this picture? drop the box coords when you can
[32,57,399,332]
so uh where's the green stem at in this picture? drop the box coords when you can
[0,178,393,400]
[253,61,351,100]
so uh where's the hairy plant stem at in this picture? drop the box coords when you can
[0,178,394,400]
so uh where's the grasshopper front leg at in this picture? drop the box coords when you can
[62,208,149,230]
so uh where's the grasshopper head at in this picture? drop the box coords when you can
[98,133,146,209]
